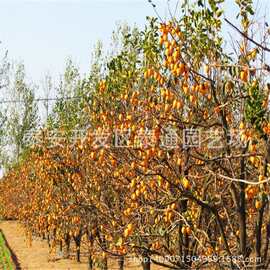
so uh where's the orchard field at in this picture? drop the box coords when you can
[1,0,270,269]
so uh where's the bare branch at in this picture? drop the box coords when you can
[225,18,270,53]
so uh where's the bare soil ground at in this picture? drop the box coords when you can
[0,221,166,270]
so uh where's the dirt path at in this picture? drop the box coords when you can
[0,221,88,270]
[0,221,166,270]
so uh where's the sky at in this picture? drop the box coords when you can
[0,0,268,83]
[0,0,180,83]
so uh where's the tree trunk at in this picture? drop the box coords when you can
[141,252,151,270]
[59,240,63,252]
[88,231,94,270]
[255,206,266,269]
[239,155,247,258]
[47,234,51,248]
[64,234,70,259]
[118,256,124,270]
[141,259,151,270]
[101,257,108,270]
[88,254,93,270]
[74,234,82,262]
[239,187,247,257]
[178,198,188,266]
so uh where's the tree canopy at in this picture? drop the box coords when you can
[1,0,270,269]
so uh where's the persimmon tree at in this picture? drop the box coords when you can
[1,0,270,270]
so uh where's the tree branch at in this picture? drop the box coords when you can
[225,18,270,53]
